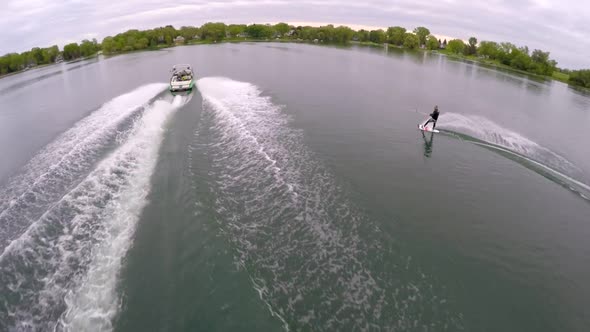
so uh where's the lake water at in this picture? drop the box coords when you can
[0,43,589,331]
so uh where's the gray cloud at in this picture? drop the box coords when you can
[0,0,588,68]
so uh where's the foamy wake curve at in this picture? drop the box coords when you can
[0,91,186,331]
[195,77,462,331]
[438,113,590,199]
[0,84,166,253]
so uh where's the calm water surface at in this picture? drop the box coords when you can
[0,43,589,331]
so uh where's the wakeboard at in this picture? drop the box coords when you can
[418,124,440,133]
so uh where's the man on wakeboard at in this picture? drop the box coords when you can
[422,105,440,130]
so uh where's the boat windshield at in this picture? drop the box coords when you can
[172,69,192,82]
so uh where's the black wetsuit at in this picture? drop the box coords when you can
[424,109,440,129]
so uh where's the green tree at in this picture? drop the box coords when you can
[446,39,465,54]
[158,25,178,45]
[46,45,59,63]
[478,41,499,59]
[80,39,99,57]
[245,24,273,39]
[530,49,556,75]
[0,56,9,74]
[531,49,549,64]
[496,42,517,65]
[413,26,430,46]
[356,29,370,42]
[11,53,25,71]
[30,47,44,64]
[136,38,149,50]
[403,33,419,49]
[569,69,590,88]
[2,53,24,72]
[126,36,137,49]
[63,43,81,60]
[333,26,353,43]
[1,20,571,81]
[179,26,200,41]
[101,28,164,53]
[227,24,246,38]
[386,26,406,45]
[21,51,34,67]
[200,22,226,41]
[144,30,157,45]
[101,37,114,53]
[298,26,318,41]
[426,35,439,50]
[273,22,290,36]
[317,25,335,42]
[464,37,477,55]
[510,51,532,70]
[499,42,516,53]
[369,29,386,44]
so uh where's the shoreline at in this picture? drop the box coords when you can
[0,54,99,80]
[0,62,56,79]
[1,40,580,88]
[433,49,570,84]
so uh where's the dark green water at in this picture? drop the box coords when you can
[0,43,589,331]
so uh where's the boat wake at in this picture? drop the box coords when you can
[0,83,165,253]
[0,85,188,331]
[438,113,590,201]
[194,77,462,331]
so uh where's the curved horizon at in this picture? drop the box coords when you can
[1,0,589,69]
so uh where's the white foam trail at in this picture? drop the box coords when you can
[197,77,300,198]
[0,83,167,253]
[195,77,460,331]
[57,97,186,331]
[0,94,187,331]
[439,112,584,179]
[472,141,590,193]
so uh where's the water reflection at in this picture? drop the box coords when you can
[524,79,546,95]
[0,70,64,96]
[65,58,99,72]
[382,45,405,60]
[404,50,426,65]
[569,85,590,103]
[422,131,435,157]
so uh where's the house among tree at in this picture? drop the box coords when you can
[55,54,64,63]
[174,36,185,45]
[237,32,249,38]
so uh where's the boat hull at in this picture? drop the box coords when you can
[169,80,195,95]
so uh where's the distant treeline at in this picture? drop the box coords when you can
[567,70,590,88]
[0,39,99,75]
[446,39,558,76]
[1,22,589,88]
[0,46,60,74]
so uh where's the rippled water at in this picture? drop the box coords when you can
[0,43,589,332]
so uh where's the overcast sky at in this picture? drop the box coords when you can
[1,0,588,68]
